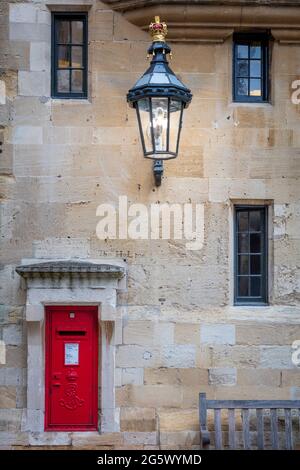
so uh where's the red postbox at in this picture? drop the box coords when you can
[45,306,98,431]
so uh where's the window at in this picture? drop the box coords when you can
[234,206,268,305]
[233,33,269,102]
[52,13,88,98]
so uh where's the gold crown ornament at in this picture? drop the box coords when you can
[149,16,168,43]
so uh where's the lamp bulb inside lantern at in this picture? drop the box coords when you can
[153,106,167,151]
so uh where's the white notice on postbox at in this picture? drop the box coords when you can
[65,343,79,365]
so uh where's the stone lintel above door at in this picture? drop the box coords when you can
[16,260,125,279]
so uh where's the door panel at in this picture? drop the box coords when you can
[45,306,98,431]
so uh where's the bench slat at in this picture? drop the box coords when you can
[228,409,236,449]
[284,409,293,450]
[256,409,264,450]
[242,409,250,449]
[270,409,279,449]
[214,409,222,449]
[206,399,300,409]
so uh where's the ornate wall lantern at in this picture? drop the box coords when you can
[127,17,192,186]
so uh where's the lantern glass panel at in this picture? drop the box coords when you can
[151,97,168,153]
[137,98,153,154]
[169,99,182,154]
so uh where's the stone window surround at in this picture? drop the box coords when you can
[47,4,94,101]
[16,259,126,441]
[9,2,95,101]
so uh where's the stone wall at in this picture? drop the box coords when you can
[0,0,300,449]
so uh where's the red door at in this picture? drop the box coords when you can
[45,306,98,431]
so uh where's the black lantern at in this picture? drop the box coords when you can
[127,16,192,185]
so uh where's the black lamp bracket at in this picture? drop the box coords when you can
[153,160,164,186]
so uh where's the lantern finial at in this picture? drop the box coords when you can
[149,16,168,43]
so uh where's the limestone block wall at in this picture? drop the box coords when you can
[0,0,299,449]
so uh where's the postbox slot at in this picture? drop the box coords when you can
[58,330,86,336]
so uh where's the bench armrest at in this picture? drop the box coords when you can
[199,392,210,448]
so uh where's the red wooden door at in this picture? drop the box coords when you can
[45,306,98,431]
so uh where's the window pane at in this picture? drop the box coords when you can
[57,70,70,93]
[250,255,261,274]
[237,45,248,58]
[250,233,261,253]
[72,21,83,44]
[237,78,248,96]
[237,60,248,77]
[238,277,249,297]
[57,20,70,43]
[250,79,261,96]
[249,210,261,232]
[250,60,261,77]
[71,46,83,68]
[250,276,261,296]
[71,70,83,92]
[250,45,261,59]
[58,46,70,68]
[238,255,249,275]
[237,211,248,232]
[238,233,249,253]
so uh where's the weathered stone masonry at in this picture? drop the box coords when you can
[0,0,300,449]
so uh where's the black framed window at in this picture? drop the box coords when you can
[234,206,268,305]
[52,13,88,98]
[233,33,269,103]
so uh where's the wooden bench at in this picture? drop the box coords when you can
[199,392,300,450]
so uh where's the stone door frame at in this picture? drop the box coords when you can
[16,259,126,442]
